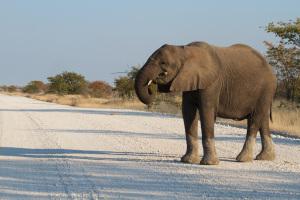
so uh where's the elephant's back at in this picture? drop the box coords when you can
[189,42,276,87]
[215,44,273,78]
[215,44,276,89]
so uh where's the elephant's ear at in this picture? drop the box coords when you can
[170,57,220,92]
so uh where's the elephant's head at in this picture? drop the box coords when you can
[135,42,220,105]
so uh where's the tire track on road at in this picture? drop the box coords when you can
[0,112,3,147]
[22,110,100,200]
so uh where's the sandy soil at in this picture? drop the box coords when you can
[0,94,299,200]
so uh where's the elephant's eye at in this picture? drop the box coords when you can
[160,61,166,65]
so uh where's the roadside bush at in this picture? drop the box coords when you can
[114,66,139,99]
[47,71,87,95]
[0,85,8,92]
[7,85,17,92]
[23,80,47,94]
[88,81,113,98]
[114,76,135,99]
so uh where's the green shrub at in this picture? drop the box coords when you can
[114,76,134,99]
[23,81,46,94]
[47,71,87,95]
[7,85,17,93]
[114,66,140,99]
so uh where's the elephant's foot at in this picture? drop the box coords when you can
[200,138,219,165]
[236,150,253,162]
[236,136,255,162]
[180,153,200,164]
[200,154,220,165]
[256,137,275,161]
[256,149,275,161]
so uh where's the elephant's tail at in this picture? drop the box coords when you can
[270,104,273,123]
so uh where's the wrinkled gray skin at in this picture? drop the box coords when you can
[135,42,277,165]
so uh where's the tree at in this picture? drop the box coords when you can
[47,71,87,95]
[114,66,140,99]
[264,18,300,101]
[114,76,135,99]
[23,80,46,94]
[127,66,140,80]
[88,81,113,98]
[266,19,300,47]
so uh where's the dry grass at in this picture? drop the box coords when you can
[22,93,182,114]
[2,92,300,137]
[218,100,300,137]
[270,100,300,137]
[23,93,146,110]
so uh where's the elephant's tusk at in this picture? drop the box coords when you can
[164,71,168,76]
[147,80,153,86]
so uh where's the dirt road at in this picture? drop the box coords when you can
[0,94,299,199]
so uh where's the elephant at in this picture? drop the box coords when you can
[134,41,277,165]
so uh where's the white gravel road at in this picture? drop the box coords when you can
[0,94,299,200]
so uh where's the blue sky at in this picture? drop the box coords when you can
[0,0,299,86]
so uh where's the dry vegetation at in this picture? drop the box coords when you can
[18,92,182,114]
[24,93,145,110]
[2,92,300,137]
[217,99,300,137]
[270,100,300,136]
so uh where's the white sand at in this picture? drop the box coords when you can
[0,94,299,199]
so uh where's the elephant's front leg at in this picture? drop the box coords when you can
[181,93,200,164]
[199,106,219,165]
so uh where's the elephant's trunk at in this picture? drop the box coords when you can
[134,65,159,105]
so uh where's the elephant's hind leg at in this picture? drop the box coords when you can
[180,93,200,164]
[256,115,275,160]
[236,117,258,162]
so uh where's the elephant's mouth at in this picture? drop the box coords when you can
[156,81,172,93]
[146,79,171,93]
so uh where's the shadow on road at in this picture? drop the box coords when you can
[0,108,178,119]
[0,147,299,199]
[0,147,178,162]
[31,127,300,146]
[44,128,184,140]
